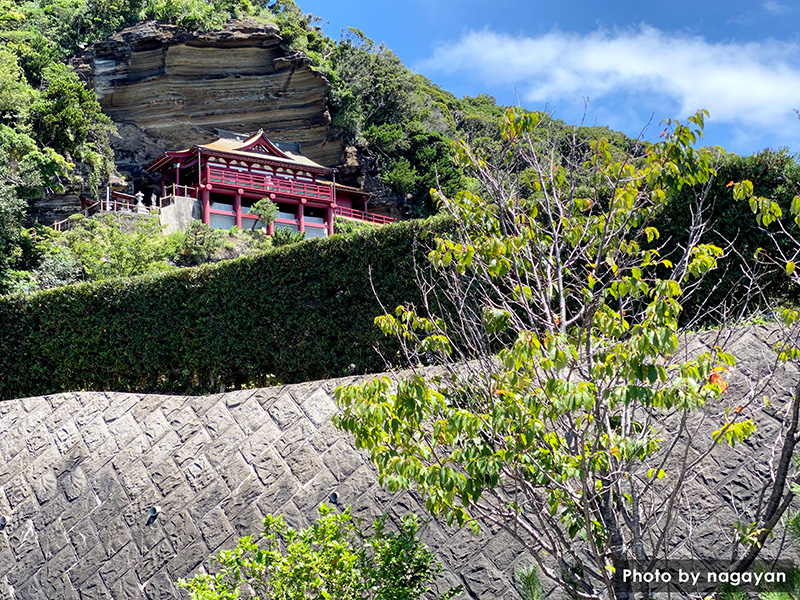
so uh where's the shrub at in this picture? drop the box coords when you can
[271,226,306,247]
[334,216,377,236]
[178,505,460,600]
[0,217,447,398]
[172,220,230,266]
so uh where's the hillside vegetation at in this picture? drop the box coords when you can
[0,0,798,316]
[0,0,644,290]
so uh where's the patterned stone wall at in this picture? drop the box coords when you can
[1,326,799,600]
[0,376,523,600]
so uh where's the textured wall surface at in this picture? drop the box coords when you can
[0,375,524,600]
[0,326,798,600]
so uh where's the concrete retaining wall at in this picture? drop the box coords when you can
[1,326,798,599]
[0,377,522,600]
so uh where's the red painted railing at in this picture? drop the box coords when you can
[206,168,333,201]
[335,206,395,225]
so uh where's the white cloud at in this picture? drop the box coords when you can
[417,26,799,139]
[763,1,789,14]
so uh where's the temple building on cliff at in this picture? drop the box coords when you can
[146,130,393,236]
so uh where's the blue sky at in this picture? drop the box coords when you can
[297,0,799,156]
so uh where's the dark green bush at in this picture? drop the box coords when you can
[0,217,447,399]
[271,226,306,247]
[653,149,800,322]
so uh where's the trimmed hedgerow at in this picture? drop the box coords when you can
[0,217,448,399]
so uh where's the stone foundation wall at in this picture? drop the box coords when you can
[159,197,200,234]
[0,376,523,600]
[1,326,799,599]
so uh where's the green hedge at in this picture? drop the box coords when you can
[0,218,447,399]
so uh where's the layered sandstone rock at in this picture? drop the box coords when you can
[73,20,344,181]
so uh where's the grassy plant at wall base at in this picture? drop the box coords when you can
[0,218,446,399]
[178,505,461,600]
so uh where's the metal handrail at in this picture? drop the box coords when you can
[52,192,159,231]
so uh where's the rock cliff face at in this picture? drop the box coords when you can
[73,20,344,181]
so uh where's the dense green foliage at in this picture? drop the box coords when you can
[271,225,306,247]
[179,505,458,600]
[63,213,176,278]
[3,215,279,293]
[334,215,376,235]
[172,220,231,267]
[0,217,445,399]
[655,148,800,322]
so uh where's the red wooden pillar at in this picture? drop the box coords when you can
[202,186,210,225]
[298,199,305,233]
[161,176,166,198]
[174,163,180,187]
[327,206,334,236]
[234,189,243,228]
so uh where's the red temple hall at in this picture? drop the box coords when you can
[146,130,393,236]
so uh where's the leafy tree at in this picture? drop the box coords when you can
[0,183,26,286]
[27,248,84,290]
[63,213,175,278]
[656,148,800,323]
[248,197,278,230]
[0,124,70,292]
[266,0,331,64]
[1,224,84,292]
[29,64,113,163]
[0,125,72,197]
[0,48,36,125]
[332,110,797,598]
[383,157,417,199]
[327,28,416,145]
[178,505,459,600]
